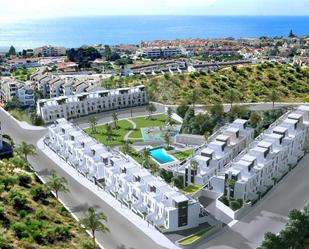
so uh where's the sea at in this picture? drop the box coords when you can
[0,15,308,51]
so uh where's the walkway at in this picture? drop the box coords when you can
[124,119,137,141]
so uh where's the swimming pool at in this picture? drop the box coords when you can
[149,147,176,165]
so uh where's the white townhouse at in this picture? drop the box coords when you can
[178,119,254,186]
[211,106,309,202]
[17,86,35,107]
[46,119,205,232]
[37,85,148,123]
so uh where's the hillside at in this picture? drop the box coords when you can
[0,155,91,249]
[102,62,309,105]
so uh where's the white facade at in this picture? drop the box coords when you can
[211,106,309,202]
[46,119,204,232]
[34,45,66,57]
[37,85,148,123]
[17,86,35,107]
[178,119,254,186]
[143,47,182,58]
[0,78,19,102]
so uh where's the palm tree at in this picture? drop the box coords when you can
[190,160,198,171]
[146,103,156,119]
[187,89,200,111]
[46,173,70,199]
[142,148,150,168]
[88,116,98,134]
[112,111,118,129]
[164,132,172,148]
[15,141,37,163]
[224,89,241,108]
[225,179,236,200]
[267,87,282,110]
[105,123,113,141]
[79,207,110,249]
[122,140,132,155]
[166,107,173,123]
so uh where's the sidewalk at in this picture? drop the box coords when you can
[37,138,180,249]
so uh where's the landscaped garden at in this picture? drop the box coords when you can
[85,119,132,146]
[11,68,37,81]
[181,184,203,195]
[172,149,194,162]
[219,196,244,211]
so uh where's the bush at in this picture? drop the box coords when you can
[220,196,229,206]
[82,238,99,249]
[8,190,28,210]
[0,176,17,190]
[45,225,71,243]
[11,222,28,239]
[19,210,28,219]
[230,200,242,211]
[0,236,13,249]
[31,185,49,202]
[35,208,48,220]
[17,174,32,187]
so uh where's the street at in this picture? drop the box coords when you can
[0,108,165,249]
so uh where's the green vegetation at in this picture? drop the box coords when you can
[11,68,36,81]
[172,149,194,162]
[219,196,244,211]
[6,105,43,126]
[0,154,90,249]
[259,203,309,249]
[181,184,203,195]
[102,63,309,105]
[85,120,133,146]
[178,226,213,245]
[129,114,176,139]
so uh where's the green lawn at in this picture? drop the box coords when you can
[172,149,194,162]
[181,184,203,195]
[129,114,177,139]
[178,226,213,245]
[85,120,133,146]
[11,68,37,81]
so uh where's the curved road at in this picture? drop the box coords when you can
[2,106,309,249]
[0,108,165,249]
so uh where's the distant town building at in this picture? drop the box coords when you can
[34,45,66,57]
[37,85,148,123]
[0,78,19,102]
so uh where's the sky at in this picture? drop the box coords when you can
[0,0,308,21]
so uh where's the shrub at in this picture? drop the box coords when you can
[11,222,28,239]
[230,200,242,211]
[45,225,71,243]
[82,238,99,249]
[0,176,17,190]
[0,236,13,249]
[220,196,229,206]
[17,174,32,187]
[8,190,28,210]
[31,185,49,202]
[19,210,28,219]
[35,208,48,220]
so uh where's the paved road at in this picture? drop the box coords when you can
[195,153,309,249]
[0,109,165,249]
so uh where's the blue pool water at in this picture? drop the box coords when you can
[149,147,175,165]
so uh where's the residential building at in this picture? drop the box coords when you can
[178,119,254,186]
[142,47,183,59]
[0,78,19,102]
[211,106,309,202]
[37,85,148,123]
[34,45,66,57]
[46,119,206,232]
[17,86,35,107]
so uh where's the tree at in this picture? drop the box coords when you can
[176,102,189,118]
[142,148,150,169]
[224,89,241,108]
[112,111,118,129]
[105,123,113,141]
[288,29,297,38]
[88,116,98,134]
[164,132,171,148]
[79,207,109,249]
[46,173,70,199]
[166,107,173,123]
[249,112,262,128]
[122,140,132,155]
[190,160,198,171]
[267,87,282,110]
[258,232,283,249]
[187,89,200,110]
[15,142,37,163]
[146,103,156,119]
[225,179,236,200]
[7,45,16,56]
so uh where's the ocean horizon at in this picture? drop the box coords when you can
[0,15,308,51]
